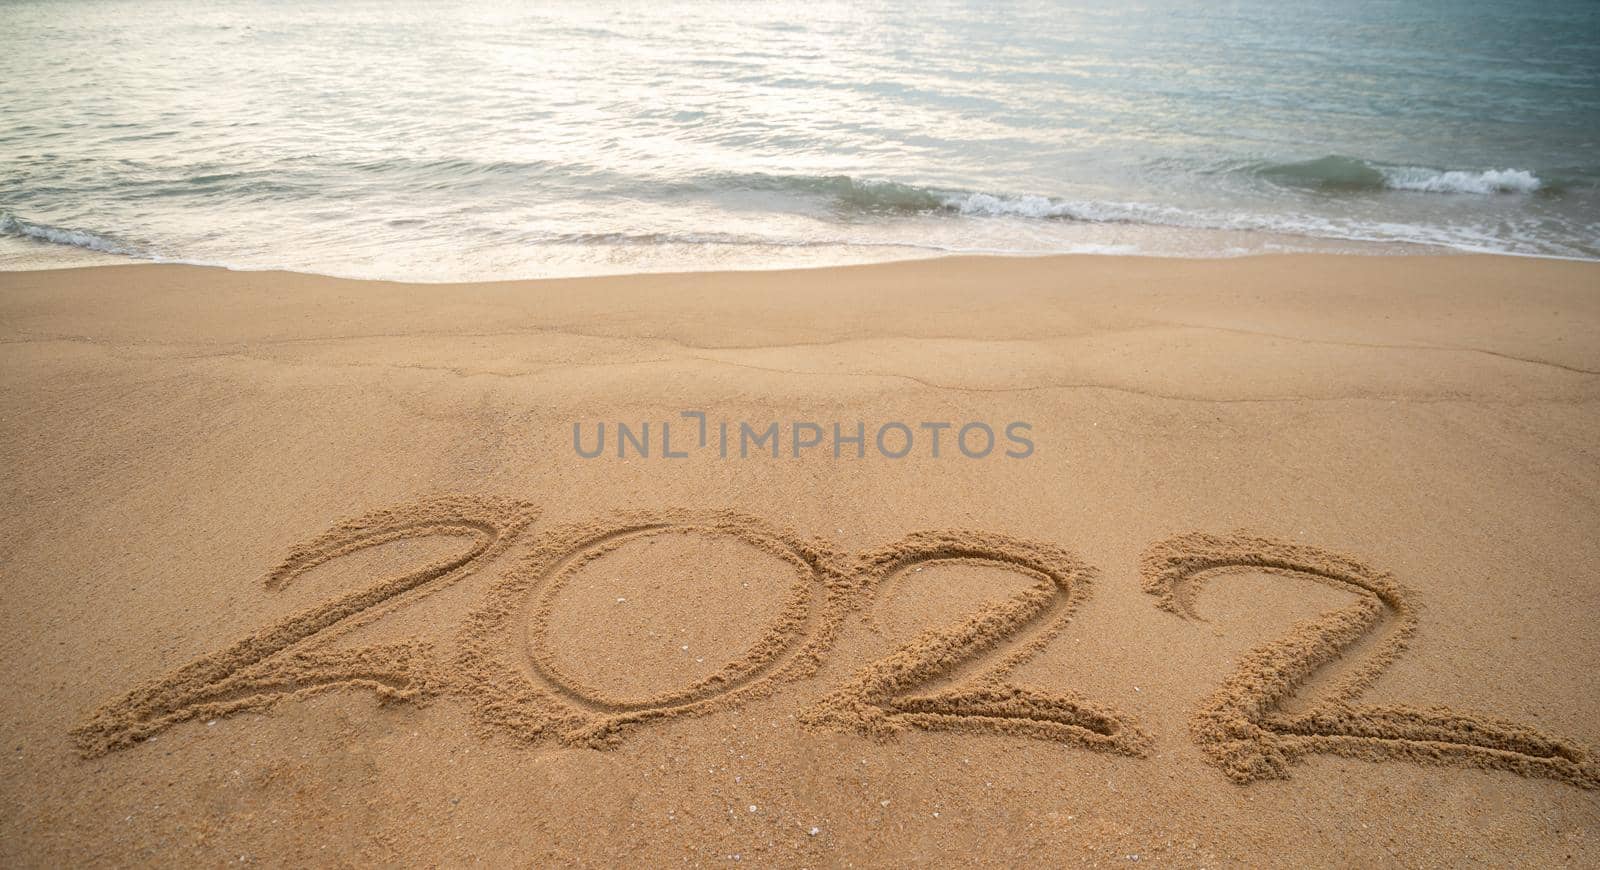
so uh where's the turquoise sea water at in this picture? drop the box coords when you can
[2,0,1597,279]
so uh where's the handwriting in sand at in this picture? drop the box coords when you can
[74,496,1600,790]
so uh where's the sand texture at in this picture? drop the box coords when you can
[2,254,1598,866]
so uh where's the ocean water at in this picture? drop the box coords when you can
[2,0,1597,280]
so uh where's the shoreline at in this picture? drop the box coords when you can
[0,242,1500,285]
[0,224,1519,284]
[0,245,1592,296]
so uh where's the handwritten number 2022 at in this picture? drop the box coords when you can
[74,497,1600,790]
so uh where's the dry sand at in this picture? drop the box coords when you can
[2,253,1598,866]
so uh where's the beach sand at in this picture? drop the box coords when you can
[2,254,1598,866]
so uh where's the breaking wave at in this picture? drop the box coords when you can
[0,212,137,255]
[1256,155,1549,194]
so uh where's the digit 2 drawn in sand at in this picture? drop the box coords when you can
[72,496,539,756]
[802,531,1152,756]
[1142,532,1600,788]
[458,510,856,748]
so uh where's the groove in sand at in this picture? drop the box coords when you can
[802,530,1152,756]
[457,510,856,748]
[72,495,539,757]
[1141,531,1600,789]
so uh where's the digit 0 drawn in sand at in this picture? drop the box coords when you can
[73,495,539,757]
[458,510,855,748]
[801,531,1152,756]
[1142,532,1600,789]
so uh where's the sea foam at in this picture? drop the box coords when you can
[1379,167,1543,194]
[0,212,134,255]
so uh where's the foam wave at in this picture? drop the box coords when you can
[1257,155,1546,194]
[940,192,1081,219]
[722,172,1544,230]
[1380,167,1542,194]
[4,170,1595,281]
[0,212,137,255]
